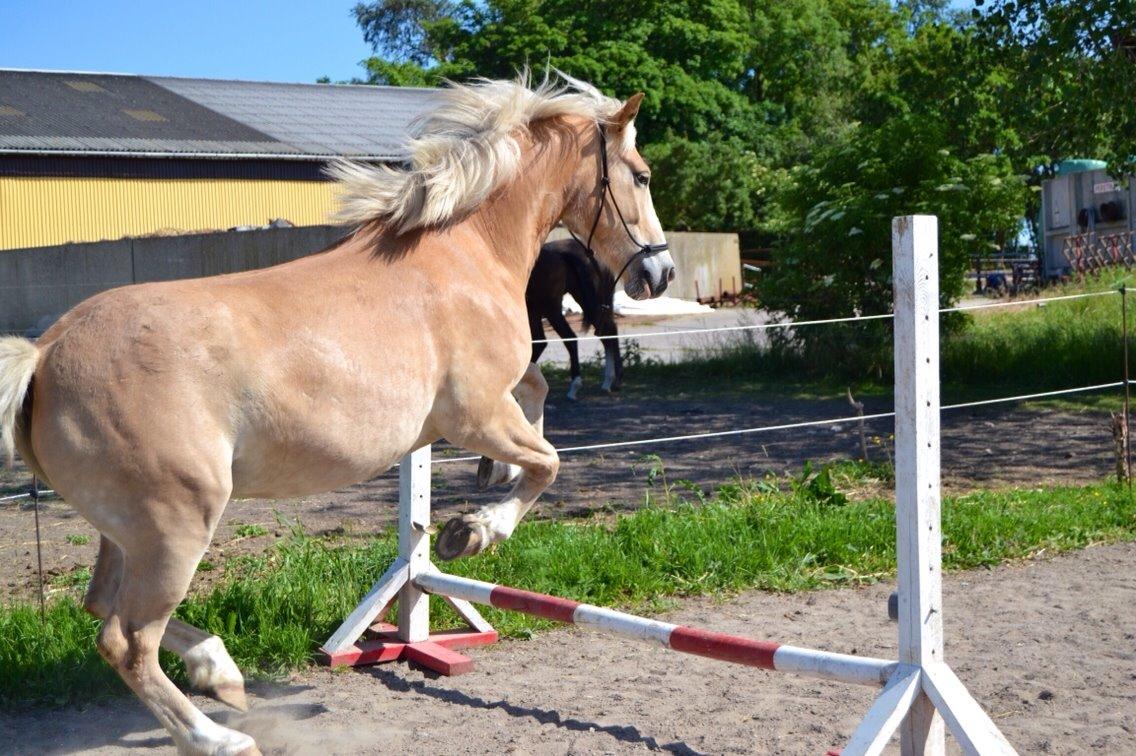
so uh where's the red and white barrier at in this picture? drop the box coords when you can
[322,217,1017,755]
[415,570,893,687]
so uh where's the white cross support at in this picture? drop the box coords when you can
[843,214,1015,755]
[397,445,431,642]
[319,445,497,671]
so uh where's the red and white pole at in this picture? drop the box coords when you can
[415,571,893,687]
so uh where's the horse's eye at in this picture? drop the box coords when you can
[635,172,650,187]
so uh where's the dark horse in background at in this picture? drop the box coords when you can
[527,237,623,400]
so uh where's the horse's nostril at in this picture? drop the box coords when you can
[667,266,676,282]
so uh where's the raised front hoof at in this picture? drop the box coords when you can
[211,681,250,712]
[434,516,488,561]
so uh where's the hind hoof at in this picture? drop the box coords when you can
[212,682,249,712]
[435,516,488,561]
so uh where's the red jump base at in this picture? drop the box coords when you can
[318,622,499,675]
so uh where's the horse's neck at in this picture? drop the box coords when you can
[467,128,580,285]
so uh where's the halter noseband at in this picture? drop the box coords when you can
[567,122,669,291]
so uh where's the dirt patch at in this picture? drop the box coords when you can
[0,388,1117,600]
[4,541,1133,754]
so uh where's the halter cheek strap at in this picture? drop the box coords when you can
[567,122,668,294]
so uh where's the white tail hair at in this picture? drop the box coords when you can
[328,70,624,233]
[0,337,37,467]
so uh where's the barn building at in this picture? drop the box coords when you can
[0,69,437,250]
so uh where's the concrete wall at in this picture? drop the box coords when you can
[2,226,739,334]
[1,225,348,334]
[662,231,742,302]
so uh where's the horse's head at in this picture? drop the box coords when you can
[563,94,675,300]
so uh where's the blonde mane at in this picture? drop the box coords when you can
[328,72,626,232]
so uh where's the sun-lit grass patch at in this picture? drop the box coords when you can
[2,471,1133,709]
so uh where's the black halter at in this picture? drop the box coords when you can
[567,122,669,294]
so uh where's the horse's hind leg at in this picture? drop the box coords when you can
[95,499,258,755]
[164,619,248,712]
[84,535,248,711]
[477,362,547,490]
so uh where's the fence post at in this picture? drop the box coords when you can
[1121,286,1131,486]
[892,215,946,755]
[397,445,432,642]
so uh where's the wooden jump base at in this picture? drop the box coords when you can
[321,217,1018,755]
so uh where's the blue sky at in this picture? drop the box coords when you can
[0,1,375,83]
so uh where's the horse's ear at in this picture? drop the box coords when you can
[611,93,645,130]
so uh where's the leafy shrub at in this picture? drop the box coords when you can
[757,115,1026,379]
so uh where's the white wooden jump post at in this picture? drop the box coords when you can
[321,216,1017,754]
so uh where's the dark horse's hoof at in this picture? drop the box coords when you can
[434,515,487,561]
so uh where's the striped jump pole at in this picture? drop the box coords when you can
[415,570,894,688]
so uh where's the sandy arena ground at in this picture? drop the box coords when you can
[4,541,1134,755]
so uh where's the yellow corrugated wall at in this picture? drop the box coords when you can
[0,177,338,250]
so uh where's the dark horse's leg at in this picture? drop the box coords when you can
[598,319,623,393]
[546,309,582,401]
[529,309,548,364]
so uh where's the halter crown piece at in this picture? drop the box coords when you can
[568,122,669,289]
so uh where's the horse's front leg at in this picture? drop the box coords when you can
[600,331,621,393]
[477,362,546,490]
[438,366,557,561]
[544,309,582,401]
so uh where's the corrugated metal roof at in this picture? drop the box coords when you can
[150,77,436,160]
[0,70,437,161]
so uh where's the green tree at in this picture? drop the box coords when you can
[975,0,1136,174]
[757,114,1026,377]
[350,0,908,235]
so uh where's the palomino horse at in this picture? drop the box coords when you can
[0,74,672,755]
[527,236,623,400]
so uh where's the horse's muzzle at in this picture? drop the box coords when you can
[626,251,676,300]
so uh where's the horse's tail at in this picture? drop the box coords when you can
[561,248,604,333]
[0,337,38,468]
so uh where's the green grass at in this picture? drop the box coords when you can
[2,475,1134,709]
[942,274,1132,391]
[233,523,269,539]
